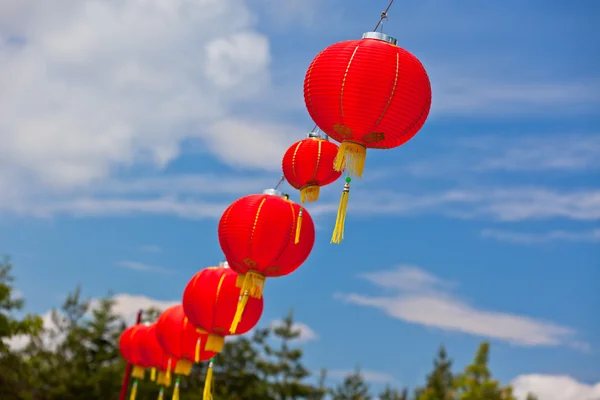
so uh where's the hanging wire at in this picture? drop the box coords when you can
[373,0,396,32]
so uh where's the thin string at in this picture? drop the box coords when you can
[268,0,398,193]
[373,0,396,32]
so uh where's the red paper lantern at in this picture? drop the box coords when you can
[183,265,264,350]
[282,132,343,203]
[119,324,151,379]
[218,189,315,303]
[138,323,177,387]
[156,305,218,377]
[303,31,431,178]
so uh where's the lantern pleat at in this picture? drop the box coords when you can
[282,137,342,203]
[304,37,432,177]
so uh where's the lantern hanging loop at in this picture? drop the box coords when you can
[373,0,396,32]
[273,175,285,190]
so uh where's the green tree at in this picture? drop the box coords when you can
[0,256,43,400]
[416,345,454,400]
[453,342,515,400]
[331,367,372,400]
[379,386,408,400]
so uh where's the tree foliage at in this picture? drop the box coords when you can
[0,257,538,400]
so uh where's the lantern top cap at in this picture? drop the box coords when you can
[263,188,283,197]
[362,31,397,46]
[307,131,329,141]
[218,261,230,268]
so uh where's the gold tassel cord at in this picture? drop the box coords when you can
[229,291,249,334]
[172,378,180,400]
[294,207,303,244]
[203,358,214,400]
[158,387,165,400]
[299,185,320,203]
[333,141,366,178]
[195,337,201,362]
[165,359,172,387]
[205,334,225,353]
[150,368,157,382]
[331,177,351,244]
[129,379,138,400]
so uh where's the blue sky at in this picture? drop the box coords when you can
[0,0,598,398]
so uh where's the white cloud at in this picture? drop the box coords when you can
[481,229,600,244]
[117,260,173,274]
[512,374,600,400]
[8,293,178,351]
[327,369,397,384]
[269,320,318,342]
[0,0,306,205]
[335,266,585,348]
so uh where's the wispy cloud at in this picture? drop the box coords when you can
[117,260,173,274]
[327,369,397,385]
[139,244,162,253]
[398,134,600,180]
[269,320,319,342]
[481,229,600,244]
[335,266,586,349]
[341,187,600,222]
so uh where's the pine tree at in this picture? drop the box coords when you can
[416,344,454,400]
[331,367,372,400]
[379,386,408,400]
[453,342,516,400]
[267,310,319,399]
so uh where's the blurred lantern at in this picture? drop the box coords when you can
[282,132,343,203]
[303,32,431,243]
[156,304,218,373]
[218,189,315,329]
[120,324,154,400]
[138,323,177,390]
[182,265,264,350]
[156,305,218,400]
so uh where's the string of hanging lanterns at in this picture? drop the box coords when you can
[117,0,433,398]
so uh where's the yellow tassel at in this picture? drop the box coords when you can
[175,360,193,376]
[230,292,249,334]
[195,337,202,362]
[150,368,157,381]
[172,378,180,400]
[235,273,244,288]
[294,207,303,244]
[205,334,225,353]
[131,365,145,380]
[334,141,366,178]
[165,359,172,387]
[158,387,165,400]
[157,371,171,387]
[203,359,214,400]
[238,270,266,299]
[331,178,351,244]
[129,380,138,400]
[299,185,320,203]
